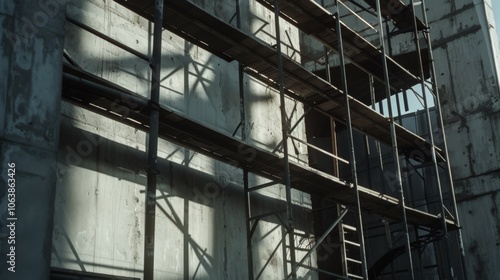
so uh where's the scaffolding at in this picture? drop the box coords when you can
[60,0,466,279]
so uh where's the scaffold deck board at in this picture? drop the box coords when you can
[62,64,456,230]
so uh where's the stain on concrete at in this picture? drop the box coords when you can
[432,25,481,49]
[491,192,500,247]
[468,240,486,279]
[451,111,470,133]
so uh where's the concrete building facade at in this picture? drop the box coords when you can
[0,0,499,279]
[428,1,500,279]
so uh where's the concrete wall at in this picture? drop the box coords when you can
[427,0,500,279]
[51,0,315,279]
[0,0,66,279]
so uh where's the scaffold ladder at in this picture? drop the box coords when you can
[338,205,364,280]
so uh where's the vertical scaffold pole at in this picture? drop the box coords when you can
[243,170,255,279]
[419,1,468,278]
[236,0,246,141]
[144,0,163,279]
[334,1,368,279]
[272,1,297,279]
[375,0,415,279]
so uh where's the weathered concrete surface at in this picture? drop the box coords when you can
[428,0,500,279]
[0,0,66,279]
[52,0,314,279]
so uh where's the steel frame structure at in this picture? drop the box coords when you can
[59,0,466,279]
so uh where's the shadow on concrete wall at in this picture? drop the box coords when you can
[53,1,315,279]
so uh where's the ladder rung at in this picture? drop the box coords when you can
[342,224,357,231]
[346,257,362,264]
[347,273,364,279]
[344,240,360,247]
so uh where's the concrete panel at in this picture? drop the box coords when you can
[430,4,499,120]
[65,0,250,138]
[455,191,500,279]
[2,16,64,150]
[251,221,287,280]
[65,0,152,97]
[444,111,500,180]
[455,170,500,201]
[0,1,65,279]
[0,142,59,279]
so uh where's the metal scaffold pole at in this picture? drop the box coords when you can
[243,169,255,279]
[145,0,164,279]
[334,1,368,279]
[236,0,246,141]
[273,0,297,278]
[375,0,415,279]
[419,1,468,278]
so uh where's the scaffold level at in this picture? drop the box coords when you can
[62,63,457,231]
